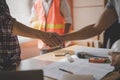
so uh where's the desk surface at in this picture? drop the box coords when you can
[17,45,112,80]
[17,45,76,71]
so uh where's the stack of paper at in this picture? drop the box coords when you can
[43,56,113,80]
[43,47,113,80]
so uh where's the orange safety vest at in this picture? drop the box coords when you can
[34,0,65,49]
[34,0,65,35]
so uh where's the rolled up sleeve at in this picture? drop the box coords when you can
[106,0,114,9]
[60,0,72,24]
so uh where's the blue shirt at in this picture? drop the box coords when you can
[0,0,21,70]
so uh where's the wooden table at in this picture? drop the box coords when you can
[17,45,77,70]
[17,45,77,80]
[17,45,111,80]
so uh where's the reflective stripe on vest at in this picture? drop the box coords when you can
[40,24,64,34]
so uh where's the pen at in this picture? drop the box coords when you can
[59,68,73,74]
[44,75,57,80]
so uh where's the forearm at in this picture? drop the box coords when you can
[61,8,118,42]
[12,20,44,39]
[64,23,71,34]
[61,24,98,41]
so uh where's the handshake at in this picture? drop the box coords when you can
[40,32,66,48]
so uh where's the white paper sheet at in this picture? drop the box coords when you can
[43,47,113,80]
[74,46,111,57]
[43,56,113,80]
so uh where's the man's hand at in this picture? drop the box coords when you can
[109,52,120,67]
[41,32,63,48]
[101,52,120,80]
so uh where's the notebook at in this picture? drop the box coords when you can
[0,70,44,80]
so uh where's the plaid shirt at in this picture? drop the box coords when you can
[0,0,21,70]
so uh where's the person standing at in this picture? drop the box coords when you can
[0,0,61,71]
[30,0,72,54]
[58,0,120,79]
[60,0,118,45]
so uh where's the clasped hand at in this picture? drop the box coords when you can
[41,32,63,48]
[108,52,120,70]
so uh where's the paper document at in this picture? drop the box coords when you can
[74,46,111,57]
[43,55,113,80]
